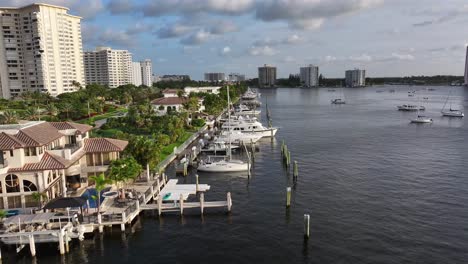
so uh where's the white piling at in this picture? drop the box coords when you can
[146,163,151,182]
[156,177,161,192]
[58,230,65,255]
[136,199,140,212]
[304,214,310,239]
[183,162,188,176]
[196,174,199,192]
[179,194,184,215]
[97,213,103,233]
[227,192,232,212]
[293,161,298,178]
[200,192,205,214]
[65,231,70,253]
[121,212,126,232]
[286,187,291,207]
[157,195,162,216]
[29,235,36,257]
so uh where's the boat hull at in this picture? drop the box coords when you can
[197,161,249,172]
[441,111,464,117]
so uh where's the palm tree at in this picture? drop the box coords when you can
[31,192,48,209]
[46,104,59,117]
[0,110,18,124]
[60,103,73,120]
[89,174,111,213]
[108,157,142,199]
[23,107,40,121]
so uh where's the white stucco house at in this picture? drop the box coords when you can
[183,86,221,96]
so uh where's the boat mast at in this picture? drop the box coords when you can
[442,90,451,112]
[227,85,232,160]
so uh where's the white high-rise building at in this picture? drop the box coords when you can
[258,64,276,88]
[464,46,468,86]
[345,69,366,87]
[140,59,152,86]
[131,62,142,86]
[228,73,245,82]
[204,72,225,82]
[300,65,319,87]
[0,3,85,99]
[84,47,132,88]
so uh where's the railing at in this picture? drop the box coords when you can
[123,201,138,220]
[144,188,152,200]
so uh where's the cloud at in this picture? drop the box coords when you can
[83,24,134,48]
[324,55,338,62]
[248,45,278,56]
[2,0,104,19]
[209,21,238,35]
[255,0,382,29]
[157,24,193,38]
[107,0,134,14]
[252,34,303,47]
[389,53,415,61]
[412,5,468,27]
[219,46,232,56]
[349,54,372,62]
[126,22,154,35]
[181,30,212,45]
[139,0,254,17]
[285,34,302,44]
[281,56,296,63]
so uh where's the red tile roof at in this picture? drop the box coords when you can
[151,97,188,105]
[8,152,68,172]
[84,138,128,153]
[14,122,63,147]
[50,122,92,134]
[162,89,180,94]
[0,132,24,150]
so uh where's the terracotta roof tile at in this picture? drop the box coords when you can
[151,97,188,105]
[8,152,68,172]
[15,122,62,147]
[162,89,180,94]
[84,138,128,153]
[50,122,92,134]
[0,132,24,150]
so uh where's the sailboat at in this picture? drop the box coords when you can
[441,91,464,117]
[410,96,432,124]
[331,88,346,104]
[197,86,250,173]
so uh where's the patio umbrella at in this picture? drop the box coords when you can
[43,197,87,210]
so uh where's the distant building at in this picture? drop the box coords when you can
[140,59,152,86]
[131,62,142,86]
[84,47,132,88]
[300,65,319,87]
[162,89,180,98]
[184,86,221,95]
[464,46,468,86]
[151,96,204,116]
[258,65,277,88]
[204,73,225,82]
[228,73,246,82]
[0,3,85,99]
[345,69,366,87]
[158,75,190,82]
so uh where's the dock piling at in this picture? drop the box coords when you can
[183,162,188,177]
[157,195,162,216]
[200,192,205,214]
[286,187,291,207]
[227,192,232,212]
[29,235,36,257]
[293,161,298,178]
[287,151,291,167]
[304,214,310,239]
[58,230,65,255]
[196,174,199,192]
[180,194,184,215]
[97,214,103,233]
[121,212,126,232]
[65,232,70,253]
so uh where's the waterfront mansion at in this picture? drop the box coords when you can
[0,121,128,209]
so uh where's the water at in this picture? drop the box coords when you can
[8,85,468,263]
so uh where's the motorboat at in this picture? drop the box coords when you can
[242,87,260,100]
[233,104,261,115]
[410,115,433,124]
[201,141,240,153]
[216,130,262,144]
[197,157,249,172]
[331,98,346,104]
[397,105,425,111]
[221,119,278,138]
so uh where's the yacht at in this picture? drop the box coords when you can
[242,87,260,100]
[233,104,261,116]
[331,98,346,104]
[221,119,278,138]
[410,115,433,124]
[397,105,425,111]
[201,141,240,154]
[442,109,464,117]
[216,130,262,144]
[197,157,249,172]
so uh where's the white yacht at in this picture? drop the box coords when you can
[233,104,261,116]
[397,105,425,111]
[221,119,278,138]
[410,115,433,124]
[216,130,262,144]
[201,141,240,153]
[242,87,260,100]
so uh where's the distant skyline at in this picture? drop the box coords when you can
[3,0,468,79]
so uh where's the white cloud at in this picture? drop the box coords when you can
[349,54,373,62]
[390,53,415,61]
[248,45,278,56]
[157,24,194,38]
[220,46,232,56]
[181,30,212,45]
[2,0,104,19]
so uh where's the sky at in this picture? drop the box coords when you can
[3,0,468,79]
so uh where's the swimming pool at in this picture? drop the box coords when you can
[81,187,111,208]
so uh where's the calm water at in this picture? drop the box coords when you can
[8,85,468,263]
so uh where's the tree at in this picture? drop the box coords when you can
[60,103,73,120]
[108,157,142,199]
[125,135,162,171]
[31,192,48,209]
[89,174,111,213]
[0,110,19,124]
[24,107,40,121]
[0,210,6,221]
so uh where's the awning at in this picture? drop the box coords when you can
[43,197,87,210]
[4,213,56,225]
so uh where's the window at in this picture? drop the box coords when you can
[23,180,37,192]
[24,147,36,156]
[5,174,20,193]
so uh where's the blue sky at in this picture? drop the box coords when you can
[4,0,468,79]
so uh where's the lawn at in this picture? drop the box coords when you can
[76,108,128,125]
[159,132,193,161]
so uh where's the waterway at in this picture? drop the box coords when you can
[8,85,468,263]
